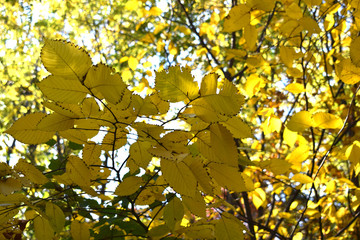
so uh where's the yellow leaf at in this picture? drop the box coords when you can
[220,116,252,138]
[149,6,162,16]
[215,212,245,240]
[82,143,102,166]
[244,74,264,97]
[340,58,360,84]
[0,207,19,224]
[5,113,55,144]
[244,24,257,50]
[313,112,343,129]
[182,222,215,239]
[252,188,266,209]
[115,176,143,196]
[280,46,295,68]
[84,64,129,105]
[37,75,89,103]
[292,173,313,184]
[71,220,90,240]
[287,111,313,132]
[66,156,91,187]
[283,127,298,147]
[155,66,199,102]
[208,162,247,192]
[223,4,250,32]
[43,101,82,118]
[247,0,275,11]
[147,224,170,238]
[261,116,282,135]
[161,159,197,197]
[163,197,184,230]
[41,39,92,80]
[259,158,291,175]
[200,73,218,96]
[285,83,305,94]
[286,3,303,20]
[299,17,321,34]
[101,128,128,151]
[59,129,88,144]
[37,113,74,131]
[81,98,101,118]
[14,159,48,185]
[127,141,153,170]
[125,0,138,11]
[189,158,214,195]
[45,202,65,233]
[128,56,138,70]
[351,36,360,67]
[34,215,55,240]
[286,145,309,164]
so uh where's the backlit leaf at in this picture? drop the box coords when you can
[14,159,48,185]
[66,156,91,187]
[223,4,250,32]
[155,66,199,102]
[208,163,247,192]
[37,75,89,103]
[215,212,245,240]
[313,112,343,129]
[292,173,314,184]
[45,202,65,233]
[34,215,54,240]
[5,113,55,144]
[71,220,90,240]
[37,113,74,132]
[285,83,305,94]
[115,176,143,196]
[220,116,252,139]
[287,111,313,132]
[161,159,197,197]
[351,36,360,67]
[41,39,92,80]
[163,197,184,230]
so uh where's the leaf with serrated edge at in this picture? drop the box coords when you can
[37,113,74,132]
[14,159,48,185]
[5,113,55,144]
[66,156,91,187]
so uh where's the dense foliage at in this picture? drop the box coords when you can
[1,0,360,239]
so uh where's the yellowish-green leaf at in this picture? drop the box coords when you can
[163,197,184,230]
[285,83,305,94]
[247,0,275,11]
[223,4,250,32]
[59,129,89,144]
[34,215,54,240]
[215,212,245,240]
[220,116,252,139]
[292,173,314,184]
[189,158,214,195]
[66,156,91,187]
[82,143,102,166]
[299,17,321,34]
[155,66,199,102]
[147,224,170,238]
[5,113,55,144]
[161,159,197,197]
[0,193,27,205]
[287,111,313,132]
[41,39,92,80]
[14,159,48,185]
[38,75,89,103]
[0,178,21,195]
[181,222,215,239]
[84,64,129,105]
[0,207,19,224]
[101,128,128,151]
[182,191,206,218]
[128,141,153,170]
[313,112,343,129]
[115,176,143,196]
[259,158,291,176]
[71,220,90,240]
[208,163,247,192]
[45,202,65,233]
[351,36,360,67]
[37,113,74,132]
[43,101,82,118]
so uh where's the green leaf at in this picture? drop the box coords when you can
[155,66,199,102]
[41,39,92,80]
[5,113,55,144]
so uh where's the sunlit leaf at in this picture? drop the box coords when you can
[223,4,250,32]
[5,113,55,144]
[215,212,245,240]
[313,112,343,129]
[292,173,314,184]
[37,113,74,132]
[66,156,91,187]
[34,215,54,240]
[45,202,65,233]
[41,39,92,80]
[115,176,143,196]
[163,196,184,230]
[287,111,313,132]
[155,66,199,102]
[14,159,48,185]
[285,83,305,94]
